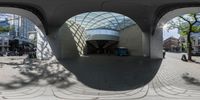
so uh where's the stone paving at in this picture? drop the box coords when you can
[0,53,200,100]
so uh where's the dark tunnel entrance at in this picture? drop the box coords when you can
[86,40,118,55]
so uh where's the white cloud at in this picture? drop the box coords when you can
[163,28,180,40]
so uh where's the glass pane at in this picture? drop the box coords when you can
[67,11,135,31]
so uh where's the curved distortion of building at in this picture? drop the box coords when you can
[65,12,145,56]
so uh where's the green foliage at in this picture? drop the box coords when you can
[0,26,15,33]
[181,43,187,49]
[166,13,200,60]
[192,26,200,33]
[178,24,189,36]
[166,13,200,36]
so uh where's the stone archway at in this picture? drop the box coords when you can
[0,7,53,60]
[152,7,200,59]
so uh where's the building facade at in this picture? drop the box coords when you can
[163,37,180,52]
[0,33,9,54]
[0,18,10,54]
[191,33,200,55]
[177,33,200,55]
[0,14,36,56]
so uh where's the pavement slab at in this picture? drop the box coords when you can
[0,53,200,100]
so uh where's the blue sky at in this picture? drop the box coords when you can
[163,28,180,41]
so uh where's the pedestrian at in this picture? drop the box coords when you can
[163,50,166,58]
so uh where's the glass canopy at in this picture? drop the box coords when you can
[68,12,136,31]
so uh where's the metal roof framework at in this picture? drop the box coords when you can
[68,12,136,31]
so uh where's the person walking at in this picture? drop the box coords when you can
[163,50,166,58]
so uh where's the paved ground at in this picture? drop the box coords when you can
[0,53,200,100]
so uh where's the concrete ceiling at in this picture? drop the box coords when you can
[0,0,200,34]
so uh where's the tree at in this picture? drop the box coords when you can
[0,26,15,33]
[167,13,200,61]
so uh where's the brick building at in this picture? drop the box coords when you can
[163,37,180,52]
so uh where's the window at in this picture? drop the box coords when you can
[4,42,8,45]
[0,39,2,45]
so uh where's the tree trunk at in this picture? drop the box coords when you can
[187,32,192,61]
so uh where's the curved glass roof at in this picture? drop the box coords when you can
[68,12,136,31]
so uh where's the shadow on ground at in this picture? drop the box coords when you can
[0,59,75,90]
[182,73,200,86]
[60,55,162,91]
[0,56,162,91]
[194,61,200,64]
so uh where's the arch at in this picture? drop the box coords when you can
[152,7,200,59]
[52,11,161,91]
[0,7,52,60]
[156,7,200,30]
[66,11,136,31]
[59,11,146,57]
[57,9,145,33]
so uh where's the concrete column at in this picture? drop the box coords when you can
[142,32,150,57]
[150,27,163,59]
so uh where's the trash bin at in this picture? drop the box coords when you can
[116,47,129,56]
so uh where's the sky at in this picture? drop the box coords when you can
[163,28,180,41]
[0,13,13,21]
[0,13,23,29]
[0,13,182,40]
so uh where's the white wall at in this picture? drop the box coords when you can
[36,27,53,60]
[150,27,163,59]
[119,25,144,56]
[142,32,150,57]
[86,34,119,41]
[45,22,87,60]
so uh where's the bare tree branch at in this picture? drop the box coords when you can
[192,14,198,25]
[179,16,191,25]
